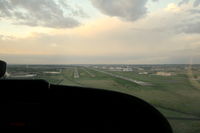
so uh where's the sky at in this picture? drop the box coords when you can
[0,0,200,64]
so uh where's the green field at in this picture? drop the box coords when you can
[6,64,200,133]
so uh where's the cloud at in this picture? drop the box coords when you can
[194,0,200,7]
[0,1,200,64]
[179,7,200,34]
[189,9,200,14]
[160,2,200,34]
[1,15,200,64]
[0,35,14,40]
[90,0,148,21]
[178,0,190,6]
[179,21,200,34]
[0,0,86,28]
[179,0,200,7]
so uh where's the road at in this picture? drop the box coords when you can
[74,68,79,79]
[83,68,95,77]
[90,68,151,86]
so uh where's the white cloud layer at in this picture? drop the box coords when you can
[0,0,86,28]
[179,0,200,7]
[90,0,148,21]
[0,0,200,64]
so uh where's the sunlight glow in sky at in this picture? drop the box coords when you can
[0,0,200,64]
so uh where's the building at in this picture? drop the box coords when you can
[123,68,133,72]
[156,72,172,76]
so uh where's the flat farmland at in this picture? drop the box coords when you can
[6,64,200,133]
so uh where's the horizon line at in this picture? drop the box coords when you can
[7,63,200,65]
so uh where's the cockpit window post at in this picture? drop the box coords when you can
[0,60,6,79]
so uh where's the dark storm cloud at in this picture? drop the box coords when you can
[90,0,148,21]
[0,0,85,28]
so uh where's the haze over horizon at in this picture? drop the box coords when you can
[0,0,200,64]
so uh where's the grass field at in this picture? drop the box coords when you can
[6,64,200,133]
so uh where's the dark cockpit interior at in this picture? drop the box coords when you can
[0,60,172,132]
